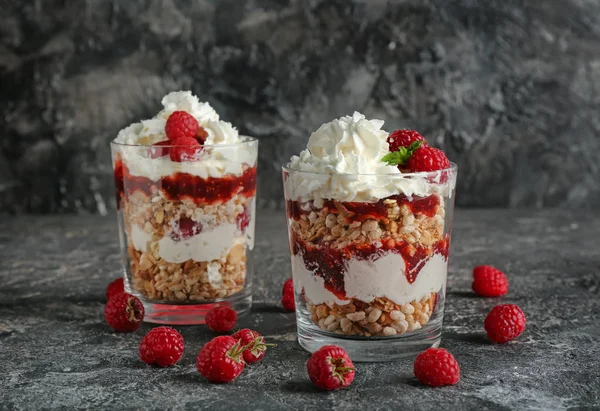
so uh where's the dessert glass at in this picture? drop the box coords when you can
[283,165,457,361]
[111,137,258,324]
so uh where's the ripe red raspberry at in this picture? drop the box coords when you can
[165,111,199,141]
[414,348,460,387]
[148,140,171,159]
[232,328,272,364]
[196,336,246,383]
[205,306,238,333]
[169,137,203,162]
[306,345,355,391]
[484,304,526,343]
[406,146,450,172]
[472,265,509,297]
[281,278,295,312]
[139,326,185,367]
[387,129,427,152]
[106,278,125,301]
[104,292,144,332]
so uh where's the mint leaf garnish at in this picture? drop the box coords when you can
[381,140,423,166]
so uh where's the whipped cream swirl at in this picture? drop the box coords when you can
[113,91,256,181]
[285,112,455,202]
[115,91,240,146]
[291,112,400,175]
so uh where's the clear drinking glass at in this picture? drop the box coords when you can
[282,165,457,361]
[111,137,258,324]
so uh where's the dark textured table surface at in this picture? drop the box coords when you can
[0,209,599,410]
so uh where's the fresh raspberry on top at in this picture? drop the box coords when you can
[196,335,246,383]
[169,137,203,162]
[205,305,238,333]
[106,278,125,301]
[139,326,185,367]
[281,278,295,312]
[484,304,526,343]
[232,328,271,364]
[165,111,199,141]
[306,345,355,391]
[104,292,144,332]
[472,265,509,297]
[406,145,450,172]
[414,348,460,387]
[387,129,427,152]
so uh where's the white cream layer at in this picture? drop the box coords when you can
[119,148,257,181]
[292,252,447,306]
[129,223,246,263]
[284,170,455,203]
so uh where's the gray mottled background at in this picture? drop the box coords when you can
[1,0,599,214]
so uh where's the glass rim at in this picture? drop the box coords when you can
[281,161,458,178]
[110,135,258,149]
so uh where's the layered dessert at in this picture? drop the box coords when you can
[112,91,257,303]
[284,113,456,337]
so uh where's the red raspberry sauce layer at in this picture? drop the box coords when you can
[114,158,256,209]
[291,234,449,300]
[286,194,440,222]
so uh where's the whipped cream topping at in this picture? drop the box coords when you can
[115,91,238,146]
[204,120,239,145]
[285,112,456,202]
[161,91,220,124]
[292,112,399,175]
[113,91,257,180]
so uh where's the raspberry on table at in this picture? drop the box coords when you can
[205,305,238,333]
[306,345,355,391]
[196,336,247,383]
[484,304,526,343]
[104,292,144,332]
[472,265,509,297]
[387,129,427,153]
[281,278,295,312]
[406,145,450,172]
[106,278,125,301]
[231,328,273,364]
[413,347,460,387]
[165,110,199,141]
[139,326,185,367]
[169,137,203,162]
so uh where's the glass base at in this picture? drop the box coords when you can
[297,316,442,362]
[138,289,252,325]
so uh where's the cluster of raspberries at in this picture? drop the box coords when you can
[103,261,524,389]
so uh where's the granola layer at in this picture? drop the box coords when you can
[128,243,245,301]
[307,293,437,337]
[121,187,253,302]
[288,194,446,248]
